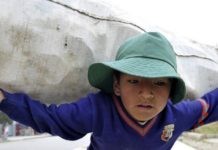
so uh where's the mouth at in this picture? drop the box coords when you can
[137,104,154,110]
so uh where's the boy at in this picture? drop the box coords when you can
[0,32,217,150]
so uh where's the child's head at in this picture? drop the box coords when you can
[113,73,172,121]
[88,32,186,120]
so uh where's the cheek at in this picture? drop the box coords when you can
[159,90,170,98]
[154,88,170,103]
[120,90,137,107]
[156,86,171,96]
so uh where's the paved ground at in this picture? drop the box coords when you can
[0,134,196,150]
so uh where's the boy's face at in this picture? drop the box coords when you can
[113,73,171,122]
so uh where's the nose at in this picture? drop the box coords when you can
[138,81,154,99]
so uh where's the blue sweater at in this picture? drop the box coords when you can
[0,88,218,150]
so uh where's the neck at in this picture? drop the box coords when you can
[138,120,148,125]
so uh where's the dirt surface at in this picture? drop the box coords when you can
[179,132,218,150]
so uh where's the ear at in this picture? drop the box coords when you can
[113,75,121,96]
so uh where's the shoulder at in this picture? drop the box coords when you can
[169,98,202,117]
[80,91,113,108]
[162,99,203,122]
[86,91,112,102]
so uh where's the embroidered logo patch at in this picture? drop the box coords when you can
[161,124,175,142]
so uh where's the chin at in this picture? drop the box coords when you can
[137,115,156,121]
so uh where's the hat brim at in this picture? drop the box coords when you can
[88,57,185,103]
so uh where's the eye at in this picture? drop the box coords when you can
[153,80,169,87]
[127,79,139,84]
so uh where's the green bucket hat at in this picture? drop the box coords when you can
[88,32,186,104]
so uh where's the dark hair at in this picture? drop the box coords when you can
[113,70,121,81]
[169,78,176,99]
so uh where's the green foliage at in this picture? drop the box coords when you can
[0,112,12,124]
